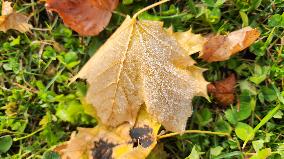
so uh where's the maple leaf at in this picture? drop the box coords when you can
[0,1,32,33]
[71,2,209,132]
[200,27,260,62]
[54,108,161,159]
[207,74,236,106]
[46,0,119,36]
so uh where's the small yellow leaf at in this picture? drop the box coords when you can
[54,108,161,159]
[0,1,32,33]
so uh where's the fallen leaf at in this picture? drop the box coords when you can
[46,0,119,36]
[207,74,236,106]
[72,11,209,132]
[0,1,32,33]
[54,108,161,159]
[166,27,206,55]
[200,27,260,62]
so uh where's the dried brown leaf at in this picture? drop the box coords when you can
[207,74,236,106]
[54,108,161,159]
[0,1,32,33]
[72,15,209,132]
[200,27,260,62]
[46,0,119,36]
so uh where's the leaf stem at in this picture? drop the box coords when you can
[13,126,45,141]
[242,85,284,149]
[242,104,281,149]
[132,0,170,20]
[157,130,231,140]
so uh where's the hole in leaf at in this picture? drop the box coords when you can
[129,125,153,148]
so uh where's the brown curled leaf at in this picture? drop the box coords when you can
[207,74,236,106]
[0,1,32,33]
[200,27,260,62]
[46,0,119,36]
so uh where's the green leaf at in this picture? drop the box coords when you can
[210,146,223,156]
[242,105,281,148]
[236,0,250,11]
[239,11,248,27]
[64,52,78,63]
[138,12,161,21]
[276,143,284,158]
[249,0,262,10]
[273,110,283,119]
[225,108,238,125]
[249,75,267,85]
[56,98,95,124]
[215,0,225,7]
[42,151,61,159]
[205,7,221,24]
[249,41,266,57]
[195,108,213,127]
[214,119,232,134]
[160,5,178,16]
[239,80,257,95]
[0,135,13,153]
[249,65,270,85]
[43,46,57,60]
[250,148,271,159]
[261,86,277,102]
[10,36,21,46]
[122,0,133,5]
[268,14,284,28]
[202,0,215,7]
[235,122,254,141]
[185,146,200,159]
[252,140,264,152]
[237,90,252,121]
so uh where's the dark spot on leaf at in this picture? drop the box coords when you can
[92,139,117,159]
[129,125,153,148]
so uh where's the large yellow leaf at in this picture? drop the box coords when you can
[72,4,209,132]
[55,108,161,159]
[0,1,32,33]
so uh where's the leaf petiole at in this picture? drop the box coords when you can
[157,130,231,140]
[132,0,170,20]
[13,126,45,142]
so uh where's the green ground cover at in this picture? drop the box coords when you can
[0,0,284,158]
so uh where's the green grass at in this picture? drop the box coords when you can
[0,0,284,158]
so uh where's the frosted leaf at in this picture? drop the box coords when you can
[73,16,209,132]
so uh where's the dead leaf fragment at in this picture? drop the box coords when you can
[54,108,161,159]
[200,27,260,62]
[207,74,236,106]
[72,15,209,132]
[0,1,32,33]
[46,0,119,36]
